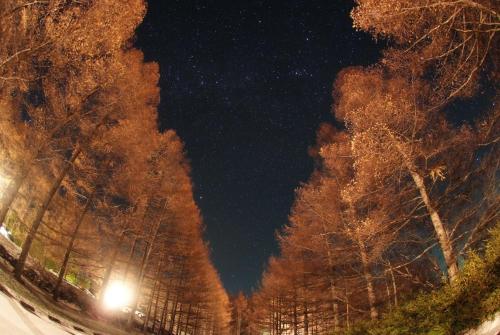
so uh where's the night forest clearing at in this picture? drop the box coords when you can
[0,1,498,335]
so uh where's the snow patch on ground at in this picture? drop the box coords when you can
[464,312,500,335]
[0,287,87,335]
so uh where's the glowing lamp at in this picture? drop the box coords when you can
[102,281,133,310]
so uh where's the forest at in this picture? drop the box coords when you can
[0,1,230,334]
[0,1,498,335]
[238,1,499,335]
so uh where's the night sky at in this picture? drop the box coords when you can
[135,0,381,294]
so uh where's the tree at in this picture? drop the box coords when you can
[1,3,232,332]
[251,1,498,331]
[352,0,499,103]
[333,66,499,282]
[0,0,146,228]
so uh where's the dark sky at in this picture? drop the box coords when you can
[135,0,380,294]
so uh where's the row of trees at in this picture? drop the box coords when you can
[0,1,230,334]
[247,1,498,334]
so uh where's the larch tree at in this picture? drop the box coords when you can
[252,0,498,331]
[352,0,499,103]
[1,3,232,332]
[333,67,498,282]
[0,0,146,228]
[0,0,153,278]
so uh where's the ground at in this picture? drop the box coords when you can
[0,236,141,335]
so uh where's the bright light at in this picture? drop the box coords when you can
[0,226,10,239]
[102,281,133,310]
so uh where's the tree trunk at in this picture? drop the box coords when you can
[388,261,398,307]
[183,304,192,335]
[123,237,138,281]
[158,299,168,334]
[211,318,217,335]
[277,299,281,335]
[143,258,163,332]
[345,284,350,331]
[293,298,298,335]
[237,307,242,335]
[319,221,340,332]
[166,266,185,334]
[357,236,378,320]
[175,304,183,335]
[271,298,275,335]
[53,191,93,300]
[385,274,392,312]
[409,170,459,282]
[168,298,179,334]
[193,306,201,335]
[270,307,274,335]
[391,134,459,282]
[128,241,150,327]
[158,285,171,335]
[99,229,126,304]
[1,108,105,229]
[143,277,158,333]
[333,301,339,331]
[0,110,84,229]
[0,168,29,228]
[128,218,163,327]
[14,145,82,279]
[151,280,164,333]
[303,302,309,335]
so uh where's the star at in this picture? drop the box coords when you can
[136,0,381,294]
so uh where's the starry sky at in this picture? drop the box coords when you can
[135,0,381,294]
